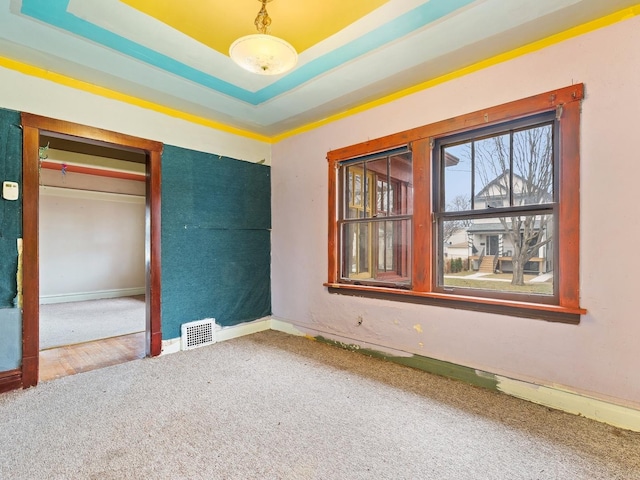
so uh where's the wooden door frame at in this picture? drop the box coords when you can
[21,113,163,388]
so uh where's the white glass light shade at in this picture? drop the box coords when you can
[229,34,297,75]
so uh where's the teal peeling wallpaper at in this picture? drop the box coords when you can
[161,145,271,339]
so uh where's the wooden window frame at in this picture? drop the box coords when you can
[326,85,586,323]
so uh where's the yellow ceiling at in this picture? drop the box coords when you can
[122,0,390,54]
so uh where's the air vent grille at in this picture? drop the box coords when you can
[181,319,216,350]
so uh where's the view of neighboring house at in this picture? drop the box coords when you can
[466,170,552,275]
[443,227,470,262]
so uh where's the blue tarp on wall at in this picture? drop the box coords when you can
[161,145,272,339]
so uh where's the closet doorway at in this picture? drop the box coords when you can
[21,114,162,388]
[38,136,146,380]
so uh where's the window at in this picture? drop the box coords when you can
[434,112,557,302]
[327,85,585,322]
[339,148,413,286]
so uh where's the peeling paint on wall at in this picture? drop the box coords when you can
[313,333,640,432]
[315,335,499,391]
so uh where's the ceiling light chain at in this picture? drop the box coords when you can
[254,0,272,34]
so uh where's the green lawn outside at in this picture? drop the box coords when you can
[443,277,554,295]
[445,270,477,277]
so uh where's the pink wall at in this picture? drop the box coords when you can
[271,16,640,409]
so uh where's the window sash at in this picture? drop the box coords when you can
[339,218,412,286]
[435,211,557,303]
[432,113,559,302]
[340,151,412,222]
[433,112,557,216]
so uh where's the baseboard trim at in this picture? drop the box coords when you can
[161,318,272,356]
[0,369,22,393]
[270,319,309,337]
[270,318,640,432]
[40,287,145,305]
[160,338,181,356]
[217,318,271,342]
[496,377,640,433]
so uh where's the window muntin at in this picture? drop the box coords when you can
[339,150,412,286]
[434,113,557,301]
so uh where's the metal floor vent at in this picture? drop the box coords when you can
[181,319,216,350]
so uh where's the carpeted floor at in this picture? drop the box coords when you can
[39,296,146,350]
[1,330,639,479]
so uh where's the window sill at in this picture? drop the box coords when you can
[324,283,586,324]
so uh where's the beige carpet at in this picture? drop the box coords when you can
[2,330,639,479]
[39,296,145,350]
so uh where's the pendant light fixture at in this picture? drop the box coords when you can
[229,0,298,75]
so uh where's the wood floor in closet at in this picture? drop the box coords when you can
[39,332,146,382]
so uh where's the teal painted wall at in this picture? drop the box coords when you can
[161,145,271,339]
[0,308,21,371]
[0,108,22,371]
